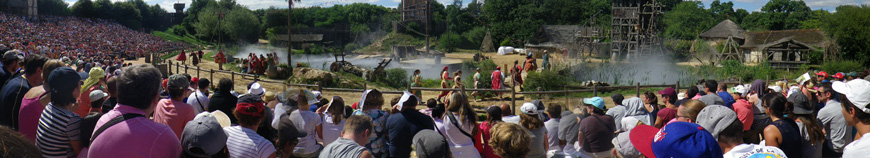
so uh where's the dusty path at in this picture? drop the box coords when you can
[142,50,629,112]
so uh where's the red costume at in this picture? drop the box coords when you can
[176,50,186,61]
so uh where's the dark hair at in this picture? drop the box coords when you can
[275,114,299,154]
[644,91,658,106]
[687,86,700,98]
[106,77,118,96]
[80,112,103,147]
[790,113,825,145]
[198,78,210,90]
[91,98,105,108]
[820,82,833,96]
[344,106,354,119]
[117,65,162,110]
[762,93,790,118]
[486,106,503,126]
[841,93,870,124]
[168,88,187,100]
[363,89,384,109]
[717,118,744,144]
[547,104,562,118]
[611,93,625,105]
[233,106,265,127]
[23,54,48,75]
[218,78,233,92]
[391,96,401,106]
[0,126,41,158]
[663,93,677,104]
[705,80,718,93]
[432,103,446,119]
[182,74,192,84]
[427,98,437,108]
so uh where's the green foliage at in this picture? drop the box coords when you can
[523,70,567,91]
[824,5,870,66]
[462,27,487,49]
[438,31,466,52]
[663,1,714,40]
[740,0,816,30]
[820,60,865,74]
[192,1,260,43]
[152,28,207,46]
[71,0,168,30]
[714,60,779,82]
[39,0,71,15]
[380,68,410,89]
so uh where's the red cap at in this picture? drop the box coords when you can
[191,77,199,84]
[496,66,501,70]
[235,102,265,117]
[630,125,660,158]
[443,66,449,71]
[816,71,828,77]
[162,79,168,88]
[657,87,676,97]
[833,72,845,79]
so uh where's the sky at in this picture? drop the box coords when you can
[63,0,867,13]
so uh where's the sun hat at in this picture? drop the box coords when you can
[788,92,813,115]
[832,79,870,113]
[521,102,538,115]
[584,97,606,110]
[246,82,266,96]
[181,112,228,157]
[630,122,723,158]
[695,105,738,138]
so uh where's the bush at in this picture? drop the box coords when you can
[821,60,864,74]
[381,68,410,89]
[523,70,567,91]
[714,60,778,81]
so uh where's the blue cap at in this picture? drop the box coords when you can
[583,97,605,110]
[650,122,723,158]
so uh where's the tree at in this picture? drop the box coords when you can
[759,0,812,30]
[38,0,70,15]
[71,0,96,18]
[662,1,714,40]
[824,5,870,66]
[223,7,260,42]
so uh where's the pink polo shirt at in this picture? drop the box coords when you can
[152,99,196,140]
[88,104,182,158]
[732,99,754,131]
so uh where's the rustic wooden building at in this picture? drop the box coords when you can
[740,29,833,69]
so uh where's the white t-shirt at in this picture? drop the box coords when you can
[545,118,561,152]
[723,144,787,158]
[186,90,209,114]
[322,113,345,146]
[502,115,520,124]
[843,133,870,158]
[225,126,276,158]
[290,109,323,155]
[438,113,481,158]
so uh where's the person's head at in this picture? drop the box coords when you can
[414,69,420,75]
[486,105,503,123]
[89,90,108,109]
[447,93,477,123]
[629,122,723,158]
[0,126,41,158]
[343,115,374,145]
[817,82,834,102]
[23,54,49,83]
[326,96,345,124]
[167,74,192,100]
[657,88,677,105]
[234,95,266,127]
[1,50,24,71]
[275,113,306,158]
[612,93,625,106]
[687,86,700,98]
[361,89,384,109]
[426,98,437,108]
[40,59,65,83]
[762,93,790,119]
[729,85,747,99]
[48,67,82,107]
[832,80,870,126]
[190,77,199,89]
[717,83,727,92]
[198,78,210,91]
[548,104,562,119]
[643,91,658,105]
[519,103,544,130]
[413,129,451,158]
[217,78,233,93]
[499,103,512,116]
[583,97,606,115]
[704,80,718,93]
[398,92,418,110]
[431,102,446,119]
[695,105,743,146]
[489,123,532,158]
[105,77,118,97]
[676,99,706,122]
[181,112,229,158]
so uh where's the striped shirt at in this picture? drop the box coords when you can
[36,103,82,158]
[225,126,276,158]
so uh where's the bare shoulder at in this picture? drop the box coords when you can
[360,150,373,158]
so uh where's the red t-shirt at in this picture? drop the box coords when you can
[657,108,678,127]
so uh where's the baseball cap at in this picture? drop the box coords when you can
[657,88,676,97]
[2,50,23,61]
[89,90,108,102]
[277,113,308,138]
[190,77,199,84]
[584,97,605,110]
[236,95,265,117]
[246,82,266,96]
[48,67,83,100]
[768,85,783,93]
[788,92,813,115]
[181,112,228,157]
[729,85,747,96]
[847,72,858,77]
[630,122,723,158]
[695,105,738,138]
[414,129,450,158]
[78,72,89,81]
[521,103,538,115]
[833,72,845,79]
[832,79,870,113]
[816,71,828,77]
[168,74,190,90]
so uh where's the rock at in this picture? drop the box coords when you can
[293,67,335,85]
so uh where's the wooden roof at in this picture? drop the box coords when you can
[699,20,745,39]
[740,29,830,50]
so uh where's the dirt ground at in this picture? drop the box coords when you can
[129,50,631,113]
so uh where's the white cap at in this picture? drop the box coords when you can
[89,90,108,102]
[833,79,870,113]
[677,92,686,100]
[768,85,782,93]
[521,103,538,115]
[730,85,747,95]
[312,91,323,99]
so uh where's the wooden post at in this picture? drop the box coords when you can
[766,75,770,85]
[593,84,598,97]
[316,82,323,92]
[636,83,641,97]
[196,67,200,78]
[254,75,259,82]
[675,81,680,94]
[511,86,517,115]
[168,62,172,76]
[184,65,188,74]
[210,69,214,87]
[231,71,235,82]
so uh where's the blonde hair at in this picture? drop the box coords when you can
[446,93,477,123]
[489,123,531,158]
[679,99,707,121]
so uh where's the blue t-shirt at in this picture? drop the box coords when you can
[386,109,435,158]
[0,75,31,129]
[308,104,319,112]
[718,91,735,109]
